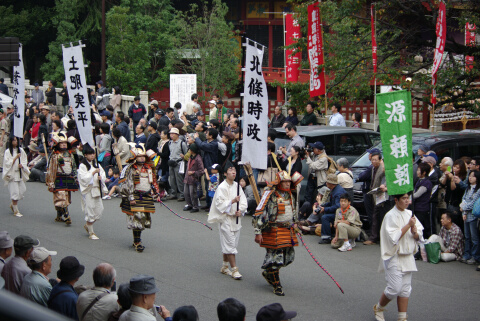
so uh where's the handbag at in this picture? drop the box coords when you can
[424,242,441,264]
[447,204,461,217]
[97,151,106,162]
[473,197,480,219]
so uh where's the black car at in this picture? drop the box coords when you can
[351,132,480,225]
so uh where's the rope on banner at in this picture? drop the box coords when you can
[243,37,268,50]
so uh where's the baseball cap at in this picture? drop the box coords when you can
[149,100,158,106]
[14,235,40,249]
[211,164,219,170]
[0,231,14,249]
[196,110,204,116]
[308,141,325,150]
[29,247,57,263]
[217,100,224,105]
[100,110,111,118]
[367,147,381,154]
[256,303,297,321]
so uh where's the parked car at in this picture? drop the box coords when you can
[274,125,380,195]
[351,132,480,226]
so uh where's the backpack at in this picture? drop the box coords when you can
[320,154,338,174]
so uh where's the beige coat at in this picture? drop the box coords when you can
[306,152,329,187]
[113,136,131,165]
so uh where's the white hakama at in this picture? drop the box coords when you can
[78,161,107,223]
[2,148,30,201]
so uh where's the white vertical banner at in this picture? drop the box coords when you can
[242,40,268,170]
[13,43,25,138]
[170,74,196,115]
[62,44,94,148]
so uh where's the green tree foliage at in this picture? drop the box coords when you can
[106,0,173,95]
[285,0,480,111]
[41,0,103,85]
[166,0,241,98]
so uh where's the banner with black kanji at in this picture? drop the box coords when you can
[242,40,268,170]
[13,43,25,138]
[62,44,94,148]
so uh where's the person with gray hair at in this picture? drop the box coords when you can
[76,263,119,321]
[336,157,354,200]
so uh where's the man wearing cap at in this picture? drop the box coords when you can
[208,100,218,121]
[0,231,14,274]
[304,141,329,204]
[253,170,303,296]
[119,275,171,321]
[147,100,159,121]
[208,163,248,280]
[32,83,45,104]
[46,132,79,225]
[128,96,147,131]
[145,121,160,154]
[308,173,346,244]
[20,247,57,306]
[27,143,47,183]
[165,127,187,201]
[118,145,161,252]
[101,110,113,126]
[96,80,110,111]
[41,104,53,132]
[152,109,164,127]
[76,263,119,321]
[45,80,57,105]
[216,100,228,123]
[256,303,296,321]
[48,256,85,320]
[1,235,39,294]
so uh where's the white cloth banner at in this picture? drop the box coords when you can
[13,44,25,138]
[62,44,94,148]
[242,40,268,170]
[170,74,196,115]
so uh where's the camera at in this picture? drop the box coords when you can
[305,146,313,153]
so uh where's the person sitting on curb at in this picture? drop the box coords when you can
[426,211,464,262]
[331,193,363,251]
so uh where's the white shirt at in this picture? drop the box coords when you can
[329,112,346,127]
[207,180,248,231]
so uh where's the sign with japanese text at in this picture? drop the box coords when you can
[377,90,413,195]
[242,40,268,170]
[62,44,94,148]
[170,74,196,116]
[285,14,301,82]
[431,1,446,105]
[307,3,326,97]
[371,4,377,74]
[13,43,25,138]
[465,23,476,71]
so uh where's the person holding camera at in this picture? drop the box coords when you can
[278,124,304,157]
[304,142,328,204]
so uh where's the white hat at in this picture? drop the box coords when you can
[208,100,216,105]
[29,247,57,263]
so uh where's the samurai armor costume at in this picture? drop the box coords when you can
[118,146,160,252]
[46,149,78,224]
[253,171,303,296]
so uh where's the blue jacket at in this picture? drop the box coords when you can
[195,138,218,170]
[322,184,346,215]
[128,103,147,124]
[48,282,79,320]
[117,121,131,142]
[357,165,373,192]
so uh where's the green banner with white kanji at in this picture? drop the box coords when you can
[376,90,413,195]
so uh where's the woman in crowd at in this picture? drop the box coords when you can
[441,159,468,229]
[351,112,362,128]
[414,162,433,238]
[37,113,49,150]
[460,170,480,264]
[283,107,299,126]
[157,128,171,197]
[240,175,256,215]
[2,136,30,217]
[98,123,113,170]
[336,157,354,201]
[23,107,35,152]
[110,86,122,112]
[279,145,303,176]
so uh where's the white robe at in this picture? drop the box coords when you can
[380,205,424,272]
[78,161,108,222]
[2,148,30,200]
[208,180,248,255]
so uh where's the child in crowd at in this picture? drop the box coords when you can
[204,164,220,212]
[105,166,114,184]
[331,193,363,252]
[102,167,121,200]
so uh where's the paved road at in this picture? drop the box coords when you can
[2,181,480,320]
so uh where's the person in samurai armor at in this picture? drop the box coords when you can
[253,170,303,296]
[46,132,79,225]
[118,145,161,252]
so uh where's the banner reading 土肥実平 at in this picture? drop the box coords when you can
[377,90,413,195]
[62,44,94,148]
[242,40,268,170]
[308,3,325,97]
[13,44,25,138]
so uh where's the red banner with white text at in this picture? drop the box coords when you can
[285,14,302,82]
[465,23,476,71]
[371,4,377,74]
[307,3,326,97]
[431,1,446,105]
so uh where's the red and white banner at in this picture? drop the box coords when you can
[285,14,302,82]
[431,1,446,105]
[465,23,476,71]
[307,3,326,97]
[371,4,377,74]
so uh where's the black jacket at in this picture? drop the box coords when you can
[145,132,160,153]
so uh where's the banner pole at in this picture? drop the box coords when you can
[373,76,377,131]
[283,13,287,104]
[319,0,328,120]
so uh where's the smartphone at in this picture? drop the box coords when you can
[111,281,117,292]
[155,305,162,313]
[447,165,452,172]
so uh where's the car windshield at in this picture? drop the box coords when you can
[351,141,424,167]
